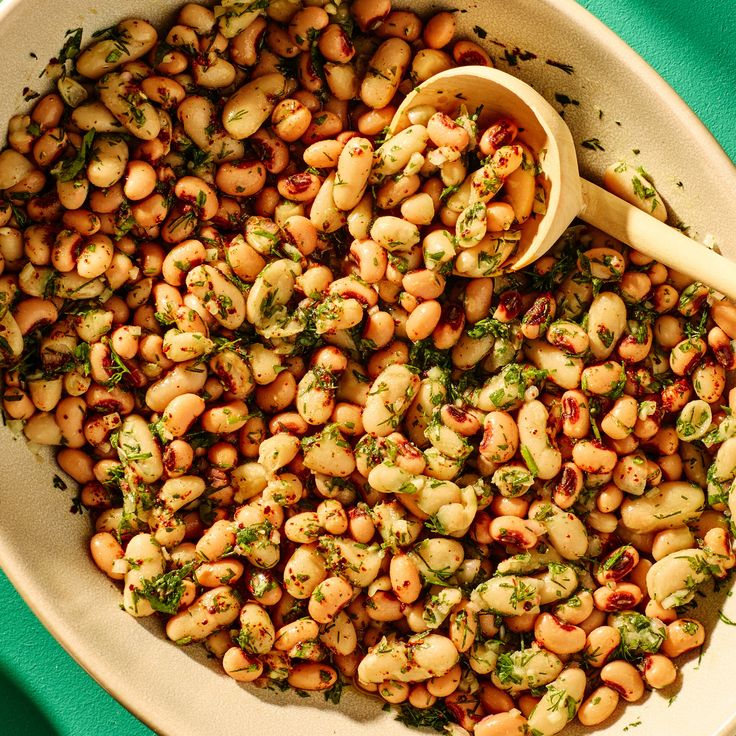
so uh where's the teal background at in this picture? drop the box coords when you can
[1,1,735,734]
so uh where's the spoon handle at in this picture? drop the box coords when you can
[578,178,736,301]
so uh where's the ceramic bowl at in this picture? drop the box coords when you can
[1,1,735,735]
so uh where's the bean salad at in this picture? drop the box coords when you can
[0,1,734,735]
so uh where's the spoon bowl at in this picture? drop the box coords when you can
[390,66,583,270]
[390,66,736,298]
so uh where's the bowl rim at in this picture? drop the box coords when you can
[1,1,735,735]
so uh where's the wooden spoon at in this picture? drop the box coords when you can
[390,66,736,299]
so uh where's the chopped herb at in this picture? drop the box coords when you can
[631,173,658,212]
[467,317,511,340]
[684,309,708,340]
[58,28,83,63]
[104,343,131,388]
[523,230,579,290]
[596,324,614,348]
[581,137,605,151]
[520,445,539,477]
[394,702,451,732]
[408,338,452,373]
[335,13,355,39]
[612,612,666,662]
[52,474,68,491]
[495,652,522,685]
[554,93,579,107]
[236,521,273,552]
[9,202,27,229]
[276,55,299,80]
[183,429,219,450]
[424,515,447,535]
[546,59,575,74]
[718,611,736,626]
[52,129,95,182]
[136,562,196,615]
[602,546,628,571]
[440,183,461,201]
[323,678,344,705]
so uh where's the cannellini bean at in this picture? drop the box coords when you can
[333,137,372,211]
[646,548,713,608]
[546,320,588,355]
[222,648,262,682]
[491,646,563,693]
[87,135,128,188]
[158,475,206,516]
[177,95,244,162]
[308,576,353,623]
[581,360,626,397]
[517,400,562,480]
[371,126,429,184]
[145,361,208,413]
[196,519,236,562]
[604,161,666,221]
[358,633,458,683]
[288,663,338,692]
[77,20,158,79]
[97,72,161,140]
[642,653,677,688]
[186,264,246,330]
[587,291,627,359]
[471,576,543,616]
[360,39,410,109]
[222,73,290,139]
[319,609,358,656]
[527,667,585,735]
[89,532,125,580]
[117,414,163,483]
[238,603,275,654]
[661,618,705,657]
[321,536,385,587]
[531,502,588,560]
[209,351,255,400]
[525,340,583,390]
[165,586,240,643]
[370,216,420,251]
[577,686,619,726]
[363,364,420,437]
[620,481,704,533]
[302,424,355,477]
[122,533,165,616]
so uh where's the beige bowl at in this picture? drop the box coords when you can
[1,1,735,735]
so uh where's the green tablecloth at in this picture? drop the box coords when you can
[1,1,735,734]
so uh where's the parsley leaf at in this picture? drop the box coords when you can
[467,317,511,340]
[137,562,196,615]
[58,28,83,64]
[408,338,452,373]
[51,129,95,182]
[323,678,344,705]
[394,702,451,732]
